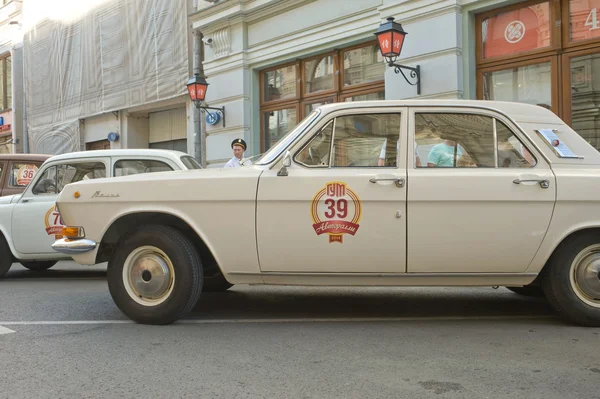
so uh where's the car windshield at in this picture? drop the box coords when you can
[180,156,202,169]
[254,109,321,165]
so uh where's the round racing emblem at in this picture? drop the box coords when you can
[310,181,361,244]
[44,204,65,238]
[505,20,525,44]
[16,164,38,186]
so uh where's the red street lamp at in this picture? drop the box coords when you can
[186,73,209,103]
[375,17,421,95]
[186,73,226,127]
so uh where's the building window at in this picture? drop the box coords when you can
[476,0,600,151]
[0,54,11,111]
[259,42,385,151]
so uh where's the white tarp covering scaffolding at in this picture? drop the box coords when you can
[23,0,188,154]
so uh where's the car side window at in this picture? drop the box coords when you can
[415,113,495,168]
[332,113,401,167]
[496,121,536,168]
[32,166,58,195]
[295,121,334,167]
[9,162,41,187]
[114,159,173,177]
[57,162,106,192]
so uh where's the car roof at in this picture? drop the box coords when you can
[316,99,560,123]
[0,153,52,161]
[45,148,190,163]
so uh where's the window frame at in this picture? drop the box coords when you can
[476,55,560,115]
[30,159,108,196]
[561,0,600,49]
[0,53,11,112]
[259,41,385,153]
[340,42,387,92]
[301,51,339,100]
[411,108,538,169]
[7,161,43,188]
[475,0,561,67]
[113,159,174,176]
[292,111,403,169]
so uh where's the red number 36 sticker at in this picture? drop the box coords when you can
[16,165,38,186]
[310,181,362,244]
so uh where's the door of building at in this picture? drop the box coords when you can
[86,140,110,150]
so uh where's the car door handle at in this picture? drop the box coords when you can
[369,177,405,188]
[513,178,550,189]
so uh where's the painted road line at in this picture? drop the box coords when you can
[0,325,16,335]
[0,315,556,326]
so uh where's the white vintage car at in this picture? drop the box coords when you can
[0,148,201,278]
[53,100,600,327]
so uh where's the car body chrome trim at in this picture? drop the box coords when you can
[51,238,97,255]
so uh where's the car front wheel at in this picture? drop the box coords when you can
[107,225,203,325]
[0,236,12,278]
[542,233,600,327]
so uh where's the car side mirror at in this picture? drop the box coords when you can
[278,151,291,177]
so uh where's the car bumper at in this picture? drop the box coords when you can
[52,238,97,255]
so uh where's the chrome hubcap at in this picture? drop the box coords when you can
[570,244,600,308]
[123,246,175,306]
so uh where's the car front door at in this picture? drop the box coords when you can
[256,108,408,273]
[406,107,556,273]
[11,159,107,255]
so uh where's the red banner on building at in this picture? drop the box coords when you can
[482,2,551,59]
[570,0,600,42]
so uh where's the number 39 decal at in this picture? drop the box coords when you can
[311,182,361,244]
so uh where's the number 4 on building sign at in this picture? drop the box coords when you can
[586,8,600,31]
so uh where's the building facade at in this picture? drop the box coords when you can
[6,0,195,156]
[0,0,22,154]
[189,0,600,166]
[2,0,599,164]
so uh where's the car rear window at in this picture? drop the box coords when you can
[9,162,42,187]
[114,159,174,176]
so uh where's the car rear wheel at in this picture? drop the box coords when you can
[505,285,545,297]
[542,233,600,327]
[0,237,12,278]
[107,225,203,325]
[20,260,58,272]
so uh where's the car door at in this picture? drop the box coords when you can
[406,107,556,273]
[11,159,107,255]
[256,107,408,273]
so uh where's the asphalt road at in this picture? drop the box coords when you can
[0,262,599,399]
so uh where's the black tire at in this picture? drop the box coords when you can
[107,224,203,325]
[20,260,58,272]
[203,272,233,292]
[505,285,545,297]
[0,236,13,278]
[542,233,600,327]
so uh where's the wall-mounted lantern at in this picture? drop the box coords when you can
[186,73,226,127]
[375,17,421,95]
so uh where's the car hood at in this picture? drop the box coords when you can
[57,166,264,204]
